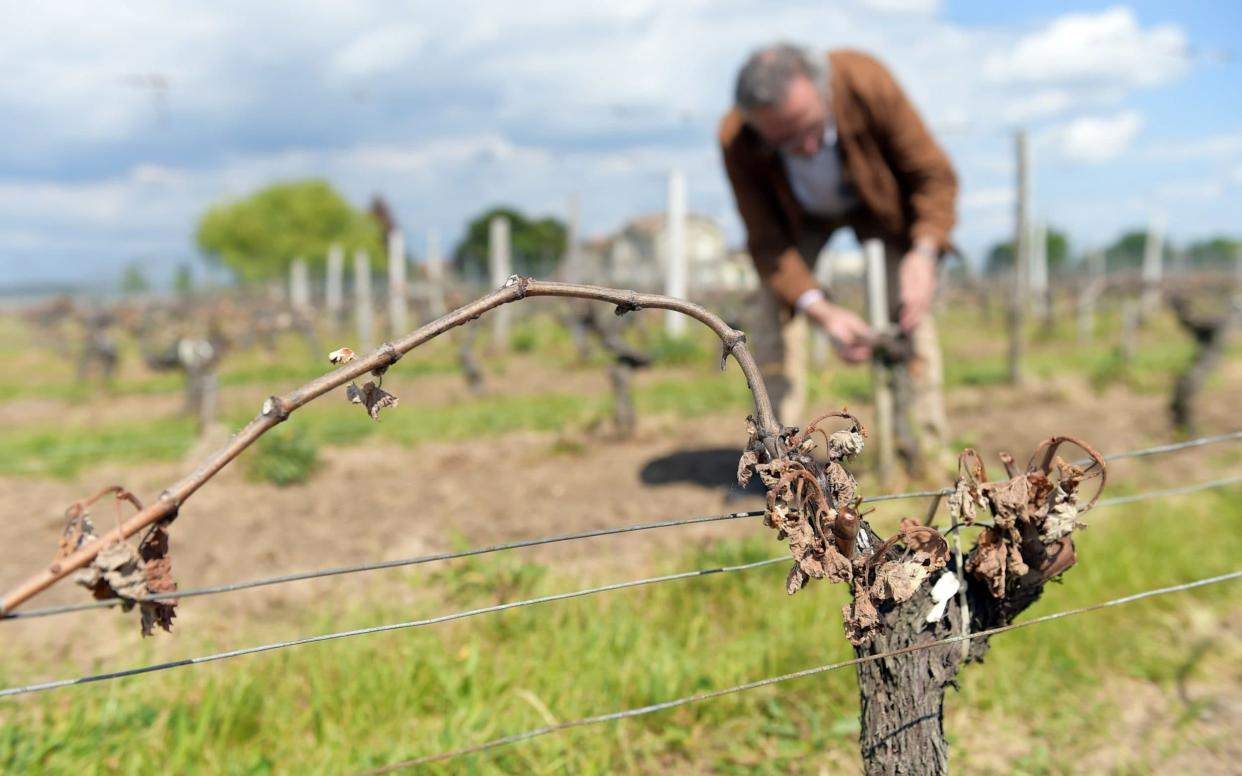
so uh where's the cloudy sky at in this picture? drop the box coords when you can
[1,0,1239,289]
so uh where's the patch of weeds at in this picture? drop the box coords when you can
[548,436,588,457]
[246,427,318,486]
[1090,350,1131,389]
[509,328,539,354]
[649,334,707,366]
[429,553,549,606]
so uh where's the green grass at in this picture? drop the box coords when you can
[0,416,198,477]
[0,366,881,478]
[1,485,1239,774]
[246,427,319,487]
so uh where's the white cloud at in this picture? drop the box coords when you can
[1146,130,1242,161]
[328,25,429,81]
[1050,110,1145,163]
[962,187,1014,211]
[859,0,942,16]
[985,6,1189,88]
[0,2,1230,287]
[1154,178,1225,201]
[1003,90,1076,123]
[0,2,237,148]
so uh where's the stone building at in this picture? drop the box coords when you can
[580,212,758,294]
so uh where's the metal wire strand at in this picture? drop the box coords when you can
[1093,474,1242,507]
[353,569,1242,774]
[1,470,1238,697]
[5,431,1239,622]
[2,474,1237,696]
[0,557,789,698]
[1098,429,1242,463]
[0,511,765,620]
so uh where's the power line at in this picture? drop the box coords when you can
[0,557,788,698]
[6,436,1240,622]
[353,569,1242,774]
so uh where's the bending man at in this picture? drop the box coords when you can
[720,43,956,446]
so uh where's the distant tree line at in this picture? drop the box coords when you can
[195,180,386,283]
[984,229,1240,276]
[187,178,1237,285]
[451,206,566,283]
[190,180,567,286]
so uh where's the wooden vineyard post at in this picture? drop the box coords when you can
[864,238,896,485]
[326,243,344,332]
[1007,130,1029,385]
[562,192,582,282]
[425,229,448,320]
[1141,217,1164,322]
[1077,249,1104,345]
[488,216,512,346]
[289,257,311,316]
[1119,299,1139,362]
[388,228,408,338]
[664,170,688,337]
[353,249,374,351]
[1029,220,1047,322]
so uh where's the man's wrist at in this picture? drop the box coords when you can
[911,237,939,260]
[802,296,838,326]
[794,288,827,314]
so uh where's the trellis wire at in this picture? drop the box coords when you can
[0,511,766,620]
[5,432,1240,622]
[354,569,1242,774]
[0,557,788,698]
[4,470,1240,698]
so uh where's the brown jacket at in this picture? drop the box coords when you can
[719,49,957,307]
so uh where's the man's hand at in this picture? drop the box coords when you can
[805,298,874,364]
[898,240,939,331]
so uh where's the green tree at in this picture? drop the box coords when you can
[1186,236,1240,267]
[120,263,150,295]
[173,264,194,297]
[453,206,566,282]
[984,227,1069,275]
[1103,229,1150,272]
[196,180,384,283]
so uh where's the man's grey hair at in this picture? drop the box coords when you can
[734,43,828,116]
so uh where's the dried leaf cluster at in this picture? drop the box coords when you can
[845,521,949,645]
[55,487,178,636]
[951,437,1106,599]
[740,416,1105,647]
[738,412,867,595]
[738,412,948,644]
[331,347,399,421]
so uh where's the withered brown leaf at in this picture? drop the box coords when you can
[359,381,398,421]
[843,591,880,646]
[872,560,929,603]
[736,449,758,488]
[786,564,809,595]
[138,525,177,636]
[329,347,356,364]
